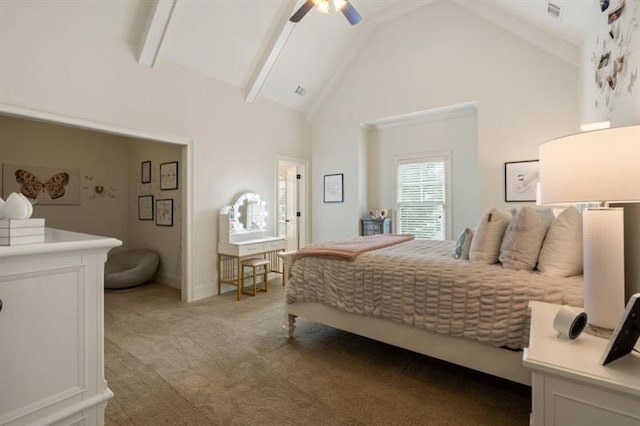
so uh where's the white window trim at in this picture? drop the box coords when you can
[393,150,452,240]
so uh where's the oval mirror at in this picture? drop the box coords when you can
[229,192,268,234]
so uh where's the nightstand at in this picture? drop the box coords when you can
[360,218,391,236]
[523,301,640,426]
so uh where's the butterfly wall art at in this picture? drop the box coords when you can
[2,164,81,205]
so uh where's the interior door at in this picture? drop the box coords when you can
[277,160,302,252]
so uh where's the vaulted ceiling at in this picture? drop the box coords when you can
[137,0,593,116]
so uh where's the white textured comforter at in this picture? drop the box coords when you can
[285,239,583,349]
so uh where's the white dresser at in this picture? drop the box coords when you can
[0,228,121,426]
[524,301,640,426]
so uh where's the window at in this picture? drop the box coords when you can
[395,153,450,240]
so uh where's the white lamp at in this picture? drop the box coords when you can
[539,125,640,336]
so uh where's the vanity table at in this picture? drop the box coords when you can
[218,192,285,300]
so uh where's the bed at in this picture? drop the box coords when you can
[279,236,583,385]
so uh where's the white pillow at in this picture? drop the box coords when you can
[537,206,583,277]
[469,208,512,264]
[499,207,554,270]
[454,227,474,260]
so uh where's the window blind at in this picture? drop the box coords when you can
[396,157,447,240]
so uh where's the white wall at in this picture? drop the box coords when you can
[580,0,640,299]
[310,1,580,242]
[0,116,130,242]
[369,113,478,239]
[0,1,310,300]
[128,139,183,288]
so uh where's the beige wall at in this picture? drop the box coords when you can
[128,139,182,288]
[0,116,130,242]
[0,1,310,300]
[310,1,580,242]
[0,116,184,288]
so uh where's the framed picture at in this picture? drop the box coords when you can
[504,160,539,202]
[141,161,151,184]
[156,198,173,226]
[160,161,178,190]
[323,173,344,203]
[2,163,81,205]
[138,195,153,220]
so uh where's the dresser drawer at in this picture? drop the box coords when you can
[238,242,263,256]
[264,239,285,251]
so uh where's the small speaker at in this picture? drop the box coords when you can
[553,307,587,339]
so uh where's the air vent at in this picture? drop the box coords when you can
[547,2,562,19]
[294,86,307,96]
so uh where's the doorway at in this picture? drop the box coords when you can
[277,157,307,251]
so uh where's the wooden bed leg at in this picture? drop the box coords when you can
[283,313,297,338]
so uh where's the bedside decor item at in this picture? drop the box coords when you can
[160,161,178,190]
[553,306,587,340]
[3,192,33,220]
[141,161,151,184]
[138,195,154,221]
[504,160,539,202]
[0,217,45,245]
[539,125,640,336]
[323,173,343,203]
[155,198,173,226]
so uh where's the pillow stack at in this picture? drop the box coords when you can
[458,205,582,277]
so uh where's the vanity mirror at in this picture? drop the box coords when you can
[229,192,268,234]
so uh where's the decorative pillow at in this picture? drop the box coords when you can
[537,206,583,277]
[469,208,512,264]
[454,227,474,259]
[499,207,554,270]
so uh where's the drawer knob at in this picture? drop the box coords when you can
[0,298,3,312]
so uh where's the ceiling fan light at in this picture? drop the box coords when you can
[333,0,347,11]
[316,0,330,14]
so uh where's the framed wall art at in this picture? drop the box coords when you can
[156,198,173,226]
[504,160,539,202]
[160,161,178,190]
[2,163,81,205]
[141,161,151,184]
[138,195,153,220]
[323,173,344,203]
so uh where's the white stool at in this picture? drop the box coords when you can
[241,257,270,296]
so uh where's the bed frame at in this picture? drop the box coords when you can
[284,302,532,386]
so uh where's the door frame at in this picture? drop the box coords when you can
[275,155,308,249]
[0,102,196,302]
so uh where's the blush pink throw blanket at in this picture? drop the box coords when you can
[294,234,415,261]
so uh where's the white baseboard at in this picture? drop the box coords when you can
[154,271,181,289]
[193,283,216,301]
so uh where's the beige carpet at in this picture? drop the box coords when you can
[104,282,530,425]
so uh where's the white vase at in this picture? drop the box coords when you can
[18,193,33,219]
[4,192,31,220]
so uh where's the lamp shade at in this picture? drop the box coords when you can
[539,125,640,204]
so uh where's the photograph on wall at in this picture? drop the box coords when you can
[323,173,344,203]
[160,161,178,190]
[2,163,81,205]
[141,161,151,184]
[138,195,154,220]
[156,198,173,226]
[504,160,539,202]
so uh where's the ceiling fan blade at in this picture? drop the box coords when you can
[341,1,362,25]
[290,0,315,23]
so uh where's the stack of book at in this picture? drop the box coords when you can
[0,218,45,246]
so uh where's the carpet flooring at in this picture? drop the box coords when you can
[104,282,530,425]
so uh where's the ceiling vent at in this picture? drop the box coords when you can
[547,2,562,19]
[294,86,307,96]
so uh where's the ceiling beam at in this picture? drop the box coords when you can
[244,1,300,103]
[138,0,177,68]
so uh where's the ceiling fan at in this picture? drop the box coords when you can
[290,0,362,25]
